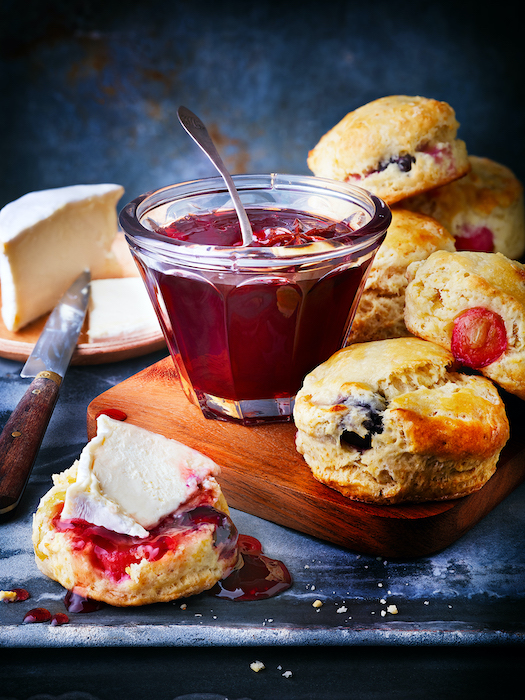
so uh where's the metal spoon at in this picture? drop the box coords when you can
[177,106,253,246]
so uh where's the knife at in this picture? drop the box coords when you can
[0,270,90,521]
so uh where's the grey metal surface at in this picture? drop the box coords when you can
[1,348,524,648]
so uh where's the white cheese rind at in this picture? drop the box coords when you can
[0,183,124,331]
[87,277,160,343]
[61,415,221,536]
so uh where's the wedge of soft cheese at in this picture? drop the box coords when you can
[87,277,161,343]
[61,414,221,538]
[0,183,124,331]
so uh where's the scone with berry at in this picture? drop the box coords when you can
[32,414,239,606]
[307,95,470,205]
[404,250,525,400]
[294,337,509,504]
[403,156,525,259]
[347,208,456,343]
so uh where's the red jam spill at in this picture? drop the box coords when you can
[2,588,30,603]
[95,408,128,421]
[210,534,292,601]
[23,607,52,624]
[159,208,356,247]
[64,590,105,613]
[451,307,507,368]
[50,612,70,626]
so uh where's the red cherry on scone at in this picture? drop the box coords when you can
[451,307,507,368]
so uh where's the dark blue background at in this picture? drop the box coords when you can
[1,0,522,209]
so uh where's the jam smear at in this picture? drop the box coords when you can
[23,607,52,624]
[451,307,507,368]
[95,408,128,422]
[54,505,238,583]
[210,534,292,601]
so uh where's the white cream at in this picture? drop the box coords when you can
[61,415,221,538]
[87,277,160,343]
[0,183,124,331]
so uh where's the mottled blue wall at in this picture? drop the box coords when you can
[1,0,522,208]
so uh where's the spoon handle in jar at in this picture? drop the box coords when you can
[177,106,253,246]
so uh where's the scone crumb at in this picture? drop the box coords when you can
[312,599,323,608]
[336,605,347,613]
[180,603,187,610]
[250,660,265,673]
[387,604,399,615]
[282,670,293,678]
[0,590,17,602]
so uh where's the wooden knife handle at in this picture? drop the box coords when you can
[0,371,61,520]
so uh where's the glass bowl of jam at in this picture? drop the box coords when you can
[119,173,391,424]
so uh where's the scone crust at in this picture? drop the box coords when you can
[294,338,509,504]
[348,208,456,343]
[32,465,238,607]
[404,156,525,259]
[307,95,470,204]
[404,250,525,399]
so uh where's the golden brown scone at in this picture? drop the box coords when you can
[33,418,239,606]
[294,337,509,504]
[404,250,525,399]
[347,208,456,343]
[307,95,470,205]
[404,156,525,259]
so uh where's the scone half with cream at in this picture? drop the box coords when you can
[294,337,509,504]
[33,415,239,606]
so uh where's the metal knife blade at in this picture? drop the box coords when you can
[0,270,91,520]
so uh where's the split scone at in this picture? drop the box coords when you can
[404,250,525,400]
[294,337,509,504]
[33,415,239,606]
[347,208,456,343]
[307,95,470,205]
[404,156,525,259]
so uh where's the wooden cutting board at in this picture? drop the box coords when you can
[86,356,525,558]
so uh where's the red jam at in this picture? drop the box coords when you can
[210,534,292,601]
[149,207,372,404]
[23,607,52,624]
[53,504,238,583]
[50,612,69,626]
[455,224,494,253]
[159,208,354,247]
[95,408,128,422]
[451,307,507,368]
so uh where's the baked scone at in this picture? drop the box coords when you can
[403,156,525,259]
[307,95,470,205]
[404,250,525,399]
[294,337,509,504]
[347,208,456,343]
[33,415,239,606]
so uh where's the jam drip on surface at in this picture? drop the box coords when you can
[54,504,238,583]
[210,534,292,601]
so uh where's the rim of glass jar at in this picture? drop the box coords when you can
[119,173,391,265]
